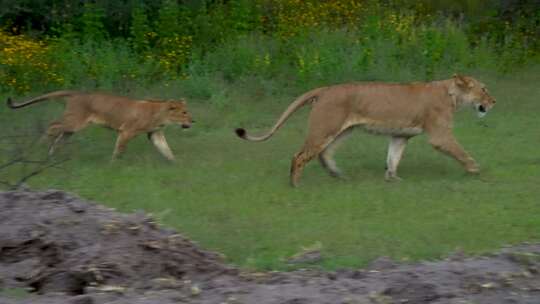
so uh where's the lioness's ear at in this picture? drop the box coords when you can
[453,74,468,88]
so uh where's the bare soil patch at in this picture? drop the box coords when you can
[1,190,540,304]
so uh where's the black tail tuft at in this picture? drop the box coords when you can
[235,128,246,138]
[6,97,15,109]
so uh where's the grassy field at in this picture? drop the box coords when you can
[1,69,540,270]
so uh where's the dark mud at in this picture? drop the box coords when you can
[1,190,540,304]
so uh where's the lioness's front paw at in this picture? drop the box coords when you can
[385,171,402,182]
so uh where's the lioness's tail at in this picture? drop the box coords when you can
[7,90,81,109]
[235,88,323,142]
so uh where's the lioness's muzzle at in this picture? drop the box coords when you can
[476,104,488,118]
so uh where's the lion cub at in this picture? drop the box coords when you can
[7,91,193,161]
[236,75,496,186]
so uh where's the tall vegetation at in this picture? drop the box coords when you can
[1,0,538,95]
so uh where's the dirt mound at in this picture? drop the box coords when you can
[0,190,235,295]
[1,190,540,304]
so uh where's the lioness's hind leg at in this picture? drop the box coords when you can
[290,106,349,187]
[319,130,352,178]
[385,136,408,182]
[291,137,337,187]
[291,150,317,187]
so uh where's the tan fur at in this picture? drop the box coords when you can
[7,91,193,161]
[236,75,496,187]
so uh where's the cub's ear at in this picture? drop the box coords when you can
[166,101,177,110]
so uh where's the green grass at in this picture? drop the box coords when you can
[1,69,540,270]
[0,288,31,300]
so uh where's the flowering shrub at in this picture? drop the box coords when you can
[0,1,538,94]
[154,34,193,78]
[264,0,364,38]
[130,1,193,79]
[0,29,63,93]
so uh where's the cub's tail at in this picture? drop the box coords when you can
[7,90,81,109]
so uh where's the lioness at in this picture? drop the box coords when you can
[7,91,193,161]
[236,75,496,187]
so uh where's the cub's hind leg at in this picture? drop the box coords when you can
[45,121,72,156]
[112,131,137,160]
[48,132,74,156]
[43,120,63,144]
[46,112,90,156]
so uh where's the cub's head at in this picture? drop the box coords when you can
[451,74,496,118]
[165,99,193,128]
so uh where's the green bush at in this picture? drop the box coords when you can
[0,0,538,95]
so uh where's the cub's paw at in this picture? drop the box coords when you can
[466,166,480,175]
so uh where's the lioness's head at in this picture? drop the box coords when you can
[166,100,193,128]
[451,74,496,118]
